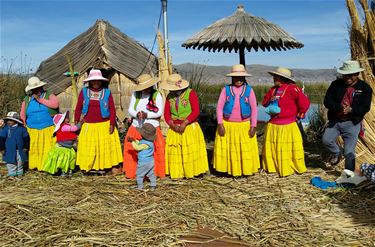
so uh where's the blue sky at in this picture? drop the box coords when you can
[1,0,352,72]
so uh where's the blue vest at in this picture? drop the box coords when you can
[223,84,252,119]
[26,97,54,129]
[137,139,154,165]
[81,87,110,118]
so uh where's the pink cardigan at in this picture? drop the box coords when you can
[216,85,258,127]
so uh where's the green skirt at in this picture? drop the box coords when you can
[43,144,76,174]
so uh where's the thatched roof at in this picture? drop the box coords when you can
[35,19,158,94]
[182,5,303,53]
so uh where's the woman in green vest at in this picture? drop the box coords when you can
[20,77,59,171]
[161,74,209,179]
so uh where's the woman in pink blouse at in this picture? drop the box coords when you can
[213,64,260,176]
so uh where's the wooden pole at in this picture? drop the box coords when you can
[239,47,246,67]
[66,55,78,123]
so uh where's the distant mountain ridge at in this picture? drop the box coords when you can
[174,63,336,84]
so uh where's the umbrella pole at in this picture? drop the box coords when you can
[239,47,246,66]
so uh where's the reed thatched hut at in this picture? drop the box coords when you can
[35,19,158,116]
[182,5,303,65]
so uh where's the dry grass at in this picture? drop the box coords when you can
[0,160,374,247]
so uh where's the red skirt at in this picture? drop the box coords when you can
[123,125,166,178]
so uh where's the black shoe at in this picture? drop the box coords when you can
[329,154,341,166]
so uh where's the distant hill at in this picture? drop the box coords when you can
[174,63,336,84]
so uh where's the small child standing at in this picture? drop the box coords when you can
[0,112,29,177]
[43,112,80,175]
[128,123,157,190]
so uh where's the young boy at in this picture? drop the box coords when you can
[128,123,156,190]
[0,112,29,177]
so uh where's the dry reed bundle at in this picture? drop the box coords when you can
[347,0,375,165]
[1,165,374,247]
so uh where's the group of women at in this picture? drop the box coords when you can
[21,64,310,179]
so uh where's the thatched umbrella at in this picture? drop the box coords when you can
[182,5,303,65]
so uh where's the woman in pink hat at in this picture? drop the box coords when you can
[262,67,310,177]
[213,64,260,177]
[43,111,80,175]
[20,76,59,171]
[74,69,122,172]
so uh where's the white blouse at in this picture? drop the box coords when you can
[128,91,164,127]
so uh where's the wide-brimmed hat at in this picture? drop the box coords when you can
[83,69,109,82]
[268,67,295,82]
[136,123,156,142]
[134,74,160,92]
[160,74,189,91]
[4,112,23,125]
[25,77,47,93]
[337,60,364,75]
[226,64,252,77]
[53,112,68,133]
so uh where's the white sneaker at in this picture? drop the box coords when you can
[335,169,354,184]
[348,174,367,185]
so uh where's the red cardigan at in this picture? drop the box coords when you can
[262,83,310,125]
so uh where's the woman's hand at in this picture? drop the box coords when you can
[249,127,256,138]
[169,122,179,132]
[137,111,147,120]
[109,124,114,134]
[218,124,225,137]
[127,136,135,142]
[177,120,189,134]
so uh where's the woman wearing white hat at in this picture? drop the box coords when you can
[262,67,310,177]
[161,74,209,179]
[74,69,122,172]
[123,74,165,179]
[213,64,260,176]
[20,76,59,171]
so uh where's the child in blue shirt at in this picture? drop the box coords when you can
[0,112,30,177]
[128,123,156,190]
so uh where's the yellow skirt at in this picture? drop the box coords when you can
[76,121,122,171]
[28,126,56,171]
[165,122,209,179]
[262,122,306,177]
[213,120,260,176]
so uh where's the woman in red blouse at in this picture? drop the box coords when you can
[262,67,310,177]
[160,74,209,179]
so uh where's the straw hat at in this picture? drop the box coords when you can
[136,123,156,142]
[268,67,295,82]
[25,77,47,93]
[134,74,160,92]
[226,64,252,77]
[83,69,109,82]
[4,112,23,125]
[160,74,189,91]
[53,112,67,133]
[337,60,364,75]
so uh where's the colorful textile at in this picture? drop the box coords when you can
[75,88,116,125]
[262,122,306,177]
[56,123,78,142]
[223,84,252,119]
[76,121,122,171]
[164,90,200,125]
[28,126,55,171]
[360,163,375,183]
[81,87,111,118]
[262,83,310,125]
[216,86,257,127]
[165,122,209,179]
[213,120,260,176]
[123,125,165,178]
[168,88,193,120]
[43,144,76,174]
